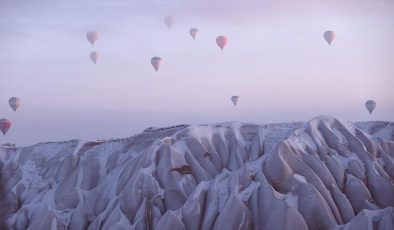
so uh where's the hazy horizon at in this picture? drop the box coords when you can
[1,0,393,146]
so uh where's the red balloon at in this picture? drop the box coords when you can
[0,119,11,135]
[216,36,228,50]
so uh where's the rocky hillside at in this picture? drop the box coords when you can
[0,116,393,230]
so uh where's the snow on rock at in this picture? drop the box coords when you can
[0,116,393,230]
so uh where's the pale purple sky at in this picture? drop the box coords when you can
[1,0,393,146]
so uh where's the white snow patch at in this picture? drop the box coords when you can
[293,173,307,183]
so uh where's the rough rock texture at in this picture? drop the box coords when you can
[0,116,393,229]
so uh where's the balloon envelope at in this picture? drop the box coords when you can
[231,96,239,106]
[164,15,174,29]
[151,57,162,72]
[9,97,21,111]
[189,28,198,40]
[90,52,99,64]
[365,100,376,114]
[323,31,335,45]
[216,36,228,50]
[0,119,11,135]
[86,31,99,46]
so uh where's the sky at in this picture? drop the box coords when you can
[0,0,393,146]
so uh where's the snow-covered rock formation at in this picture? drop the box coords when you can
[0,116,393,230]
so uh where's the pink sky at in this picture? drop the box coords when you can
[1,0,393,146]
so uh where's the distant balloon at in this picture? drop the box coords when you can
[90,52,99,64]
[323,30,335,45]
[86,31,99,46]
[9,97,21,111]
[164,15,175,29]
[151,57,162,72]
[0,119,11,135]
[216,36,228,50]
[365,100,376,114]
[189,28,199,40]
[231,96,239,106]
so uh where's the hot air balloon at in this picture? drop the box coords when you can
[86,31,99,46]
[216,36,228,50]
[323,30,335,45]
[365,100,376,114]
[90,51,99,64]
[9,97,21,111]
[164,15,174,29]
[0,119,11,135]
[189,28,198,40]
[231,96,239,106]
[151,57,162,72]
